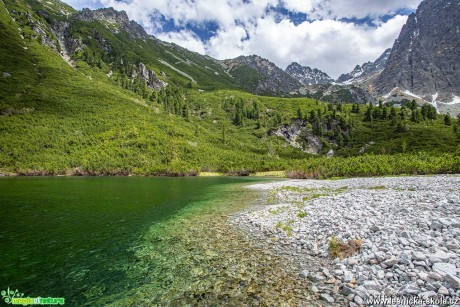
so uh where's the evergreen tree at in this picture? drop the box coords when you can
[396,121,404,132]
[399,106,407,121]
[421,104,428,120]
[181,104,189,121]
[427,105,437,120]
[336,132,344,147]
[389,107,397,120]
[297,107,303,120]
[381,107,388,120]
[411,109,417,122]
[414,109,421,123]
[252,101,260,119]
[444,113,452,126]
[309,110,316,122]
[409,100,417,111]
[372,107,381,120]
[364,106,373,122]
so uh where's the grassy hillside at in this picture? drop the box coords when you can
[0,0,459,177]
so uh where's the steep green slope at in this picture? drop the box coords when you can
[0,0,308,175]
[0,0,459,177]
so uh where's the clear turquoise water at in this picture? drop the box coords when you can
[0,176,262,305]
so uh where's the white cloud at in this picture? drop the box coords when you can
[206,14,409,78]
[282,0,314,13]
[63,0,421,78]
[156,30,206,54]
[64,0,103,9]
[319,0,421,19]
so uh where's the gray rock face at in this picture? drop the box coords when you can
[136,63,167,91]
[271,120,323,154]
[75,8,148,39]
[222,55,302,96]
[300,83,377,104]
[375,0,460,102]
[285,62,334,85]
[337,48,391,85]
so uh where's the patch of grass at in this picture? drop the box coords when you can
[297,211,308,218]
[302,193,328,202]
[269,207,283,215]
[329,237,363,259]
[282,225,293,237]
[276,220,294,236]
[368,186,386,190]
[334,187,348,194]
[282,186,317,193]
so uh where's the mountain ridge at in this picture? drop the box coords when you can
[285,62,334,85]
[375,0,460,113]
[221,55,302,96]
[336,48,391,85]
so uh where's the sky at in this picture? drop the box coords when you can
[62,0,422,79]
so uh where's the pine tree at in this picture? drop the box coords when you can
[297,107,303,120]
[252,101,260,119]
[381,107,388,120]
[181,104,189,121]
[399,107,407,121]
[309,110,316,122]
[336,132,344,147]
[389,107,397,120]
[396,121,404,132]
[364,106,373,122]
[316,121,324,137]
[372,107,381,120]
[444,113,452,126]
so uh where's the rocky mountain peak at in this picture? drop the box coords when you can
[285,62,334,85]
[336,48,391,85]
[374,0,460,106]
[222,55,302,96]
[78,8,129,24]
[75,8,148,39]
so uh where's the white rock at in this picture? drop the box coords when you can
[432,262,458,277]
[445,274,460,289]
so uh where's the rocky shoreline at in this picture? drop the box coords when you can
[232,175,460,306]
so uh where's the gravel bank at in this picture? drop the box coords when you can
[232,175,460,306]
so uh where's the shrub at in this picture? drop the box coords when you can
[329,237,363,259]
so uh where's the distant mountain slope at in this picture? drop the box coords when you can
[4,1,243,93]
[374,0,460,107]
[1,0,458,178]
[285,62,334,85]
[221,55,302,96]
[337,48,391,85]
[299,84,376,104]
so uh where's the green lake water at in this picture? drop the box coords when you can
[0,176,272,305]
